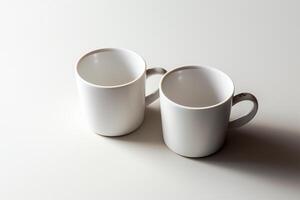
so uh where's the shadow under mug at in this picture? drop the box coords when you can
[76,48,166,136]
[159,66,258,157]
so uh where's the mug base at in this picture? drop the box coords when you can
[91,115,145,137]
[164,139,226,158]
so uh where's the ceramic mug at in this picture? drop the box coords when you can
[76,48,166,136]
[159,66,258,157]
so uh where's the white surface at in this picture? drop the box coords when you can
[0,0,299,199]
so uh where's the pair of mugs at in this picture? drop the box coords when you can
[76,48,258,157]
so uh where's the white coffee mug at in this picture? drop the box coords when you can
[159,66,258,157]
[76,48,166,136]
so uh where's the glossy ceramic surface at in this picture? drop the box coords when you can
[76,48,166,136]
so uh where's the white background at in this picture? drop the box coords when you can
[0,0,299,199]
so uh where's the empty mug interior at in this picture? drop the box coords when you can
[77,48,145,87]
[161,66,234,108]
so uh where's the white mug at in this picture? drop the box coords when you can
[159,66,258,157]
[76,48,166,136]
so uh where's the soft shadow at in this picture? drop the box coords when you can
[112,103,164,147]
[201,125,300,184]
[105,104,300,184]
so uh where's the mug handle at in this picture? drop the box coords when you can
[228,93,258,129]
[145,67,167,106]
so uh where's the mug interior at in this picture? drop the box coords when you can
[77,48,145,87]
[161,66,234,108]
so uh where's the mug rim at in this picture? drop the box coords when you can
[76,48,147,89]
[159,65,235,110]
